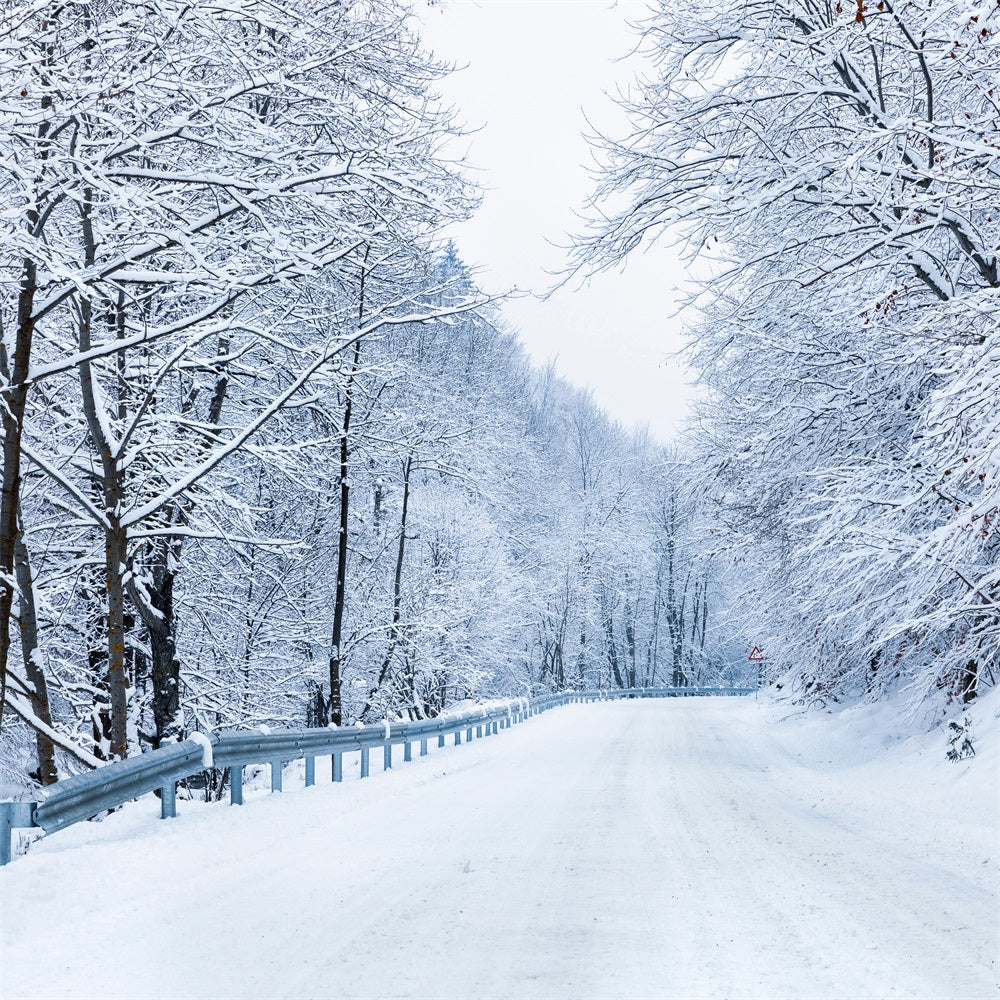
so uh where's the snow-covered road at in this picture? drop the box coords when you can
[2,698,996,999]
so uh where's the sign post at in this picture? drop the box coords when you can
[749,645,765,694]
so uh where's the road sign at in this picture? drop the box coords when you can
[748,646,765,661]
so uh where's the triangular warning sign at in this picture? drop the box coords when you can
[748,646,765,661]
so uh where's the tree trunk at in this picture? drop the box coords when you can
[576,558,591,689]
[103,517,129,759]
[13,518,57,784]
[329,255,368,726]
[0,20,55,731]
[960,659,978,703]
[364,452,413,720]
[623,582,637,688]
[0,266,37,734]
[328,336,362,727]
[601,590,625,689]
[130,557,182,747]
[128,332,230,745]
[77,185,129,758]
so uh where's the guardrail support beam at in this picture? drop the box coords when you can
[270,760,282,793]
[332,753,343,783]
[360,748,369,779]
[404,742,412,762]
[305,756,315,788]
[231,766,243,806]
[383,744,392,771]
[420,738,428,757]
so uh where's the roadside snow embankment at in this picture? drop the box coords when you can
[758,686,998,883]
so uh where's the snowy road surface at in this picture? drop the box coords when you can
[1,698,997,999]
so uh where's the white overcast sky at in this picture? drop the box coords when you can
[417,0,696,443]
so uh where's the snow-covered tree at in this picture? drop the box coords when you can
[579,0,1000,706]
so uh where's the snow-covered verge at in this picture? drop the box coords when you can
[760,685,999,867]
[0,696,996,1000]
[437,695,527,718]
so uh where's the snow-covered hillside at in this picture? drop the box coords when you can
[1,696,996,1000]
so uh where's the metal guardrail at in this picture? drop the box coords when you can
[0,686,753,865]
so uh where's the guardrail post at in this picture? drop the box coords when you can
[437,734,445,748]
[404,742,412,762]
[360,748,370,779]
[332,753,343,783]
[1,804,14,866]
[454,730,461,746]
[474,723,481,739]
[305,756,315,788]
[231,766,243,805]
[160,781,176,819]
[420,738,428,757]
[383,744,392,770]
[270,760,282,793]
[0,803,36,866]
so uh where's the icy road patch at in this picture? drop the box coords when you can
[1,696,996,999]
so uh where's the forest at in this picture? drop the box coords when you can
[1,0,995,793]
[0,0,730,791]
[577,0,999,714]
